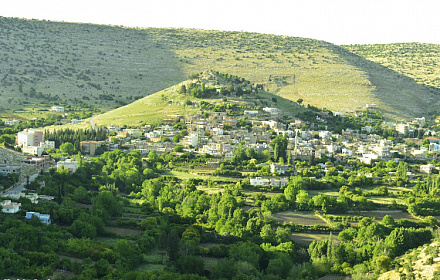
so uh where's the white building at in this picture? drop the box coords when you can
[212,127,224,136]
[263,107,280,115]
[71,119,83,125]
[5,119,20,125]
[57,159,79,174]
[51,106,65,112]
[182,133,198,147]
[244,110,259,116]
[1,200,21,214]
[319,131,332,139]
[270,163,289,174]
[250,177,270,186]
[413,117,426,127]
[420,164,435,174]
[39,140,55,150]
[17,129,44,147]
[395,123,409,135]
[262,120,278,129]
[22,145,44,156]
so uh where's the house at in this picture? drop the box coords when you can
[0,164,21,174]
[22,156,51,169]
[164,115,183,124]
[80,141,103,156]
[270,178,288,188]
[270,163,289,174]
[182,133,198,147]
[1,200,21,214]
[22,145,44,156]
[57,159,78,174]
[263,107,280,115]
[51,106,65,112]
[71,119,83,125]
[244,110,259,116]
[395,123,409,135]
[5,119,20,125]
[262,121,278,129]
[17,129,44,147]
[413,117,426,127]
[25,212,51,225]
[250,177,270,186]
[420,164,435,174]
[223,118,238,128]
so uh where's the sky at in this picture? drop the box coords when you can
[1,0,440,45]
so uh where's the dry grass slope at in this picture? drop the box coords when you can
[1,17,439,121]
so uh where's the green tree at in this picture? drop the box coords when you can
[270,135,288,162]
[396,161,408,181]
[92,191,122,221]
[60,142,74,155]
[381,215,395,228]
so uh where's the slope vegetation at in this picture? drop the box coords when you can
[1,17,439,120]
[92,70,308,127]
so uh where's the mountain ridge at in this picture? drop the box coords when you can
[0,17,439,121]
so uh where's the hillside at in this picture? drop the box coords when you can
[379,240,440,279]
[343,43,440,90]
[92,70,308,127]
[1,17,439,120]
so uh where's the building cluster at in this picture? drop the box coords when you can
[16,129,55,156]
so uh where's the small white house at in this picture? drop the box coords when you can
[270,178,288,188]
[244,110,259,116]
[1,200,21,214]
[270,163,289,174]
[57,159,78,174]
[71,119,83,125]
[250,177,270,186]
[420,164,435,174]
[5,119,20,125]
[51,106,65,112]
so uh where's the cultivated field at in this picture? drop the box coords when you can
[340,210,420,222]
[272,211,329,226]
[105,226,143,237]
[290,232,333,244]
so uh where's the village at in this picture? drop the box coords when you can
[2,101,438,213]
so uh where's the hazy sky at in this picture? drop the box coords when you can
[1,0,439,45]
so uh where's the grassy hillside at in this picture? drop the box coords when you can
[93,70,308,127]
[379,240,440,279]
[1,17,439,121]
[343,43,440,117]
[343,43,440,89]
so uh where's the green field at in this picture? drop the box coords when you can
[339,210,420,222]
[290,232,333,244]
[162,170,226,182]
[272,211,329,226]
[105,226,143,237]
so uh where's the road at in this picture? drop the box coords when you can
[3,173,39,196]
[89,113,102,129]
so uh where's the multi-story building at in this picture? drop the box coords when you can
[182,133,199,147]
[17,129,44,147]
[0,164,21,175]
[80,141,102,156]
